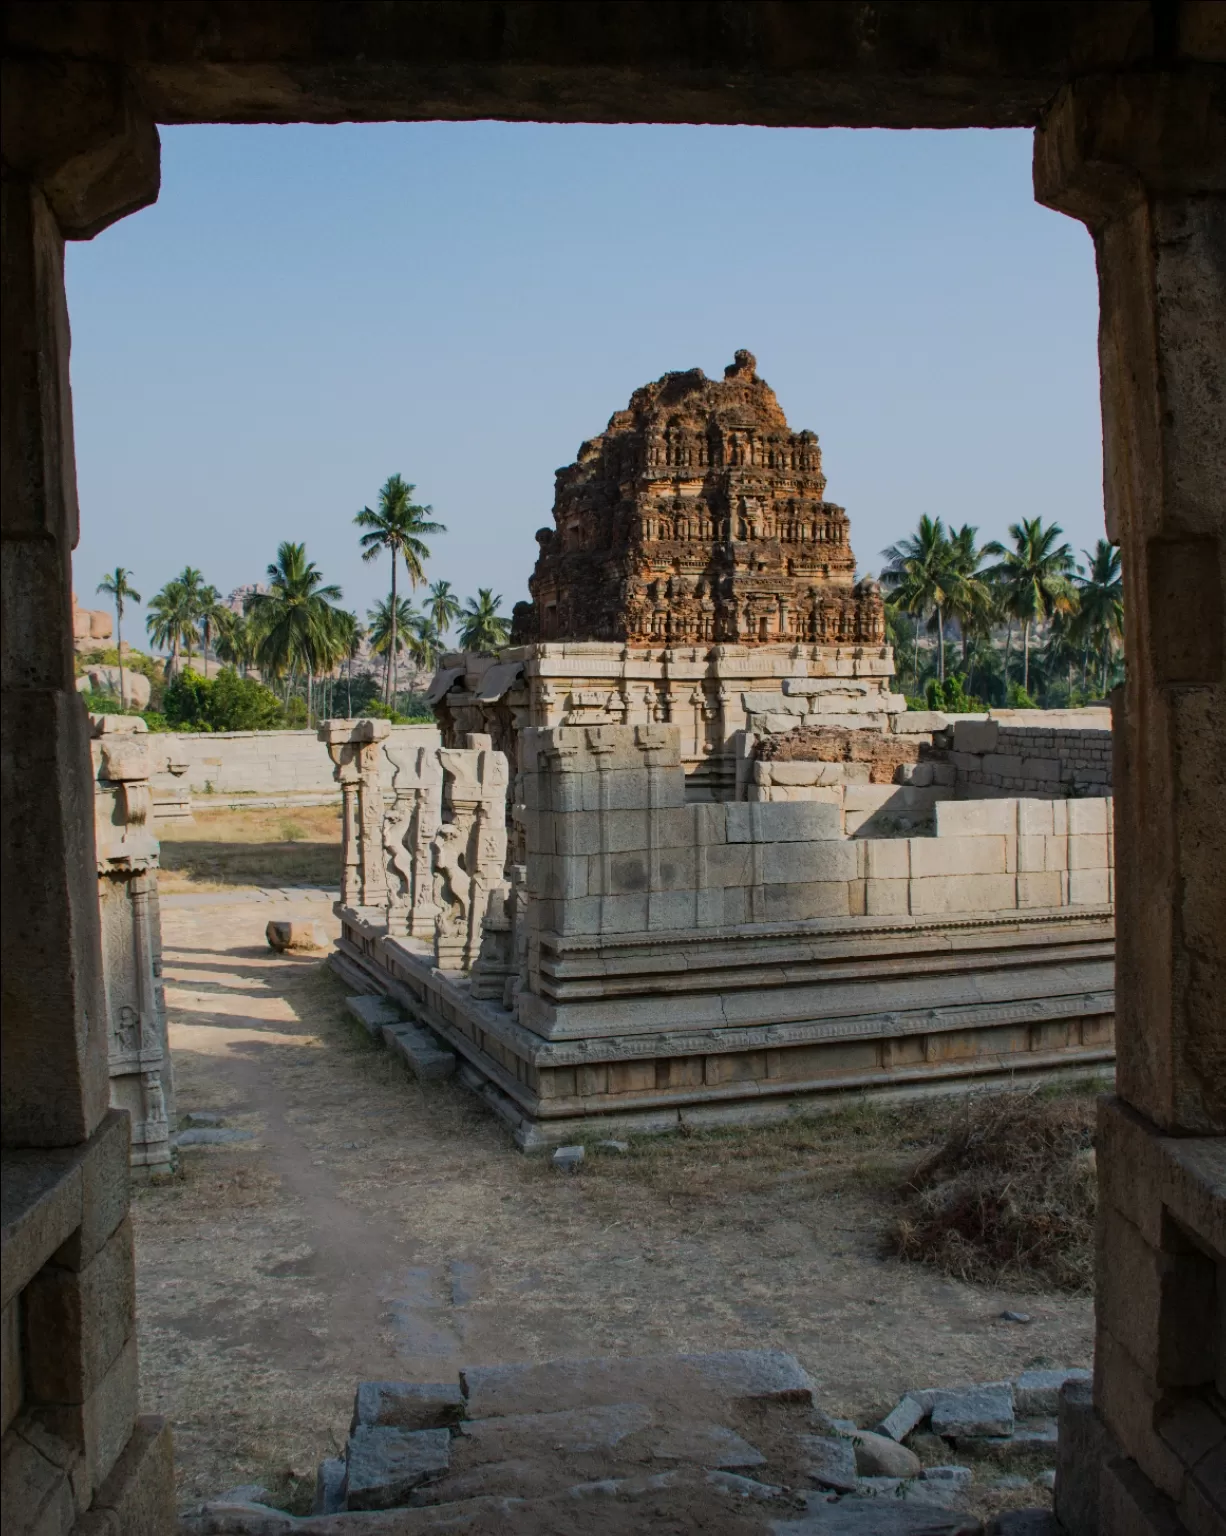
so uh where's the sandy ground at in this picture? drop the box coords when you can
[136,893,1094,1516]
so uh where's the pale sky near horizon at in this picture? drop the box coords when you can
[67,121,1106,648]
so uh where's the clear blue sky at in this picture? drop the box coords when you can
[67,121,1105,647]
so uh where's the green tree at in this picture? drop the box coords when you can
[163,667,285,731]
[354,474,445,707]
[246,542,344,725]
[944,524,994,671]
[330,609,364,717]
[880,515,955,683]
[1075,539,1124,696]
[983,518,1078,695]
[457,589,510,654]
[410,614,443,672]
[197,584,227,679]
[214,609,258,678]
[427,578,461,641]
[95,567,141,709]
[173,566,206,669]
[145,579,196,675]
[367,596,418,665]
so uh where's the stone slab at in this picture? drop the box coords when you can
[312,1456,346,1515]
[798,1433,858,1492]
[344,1425,451,1510]
[1014,1368,1091,1417]
[460,1350,815,1419]
[352,1381,466,1433]
[929,1383,1014,1438]
[459,1402,653,1459]
[386,1026,456,1081]
[879,1393,931,1442]
[345,995,404,1038]
[772,1497,981,1533]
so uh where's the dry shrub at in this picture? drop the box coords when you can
[886,1088,1097,1291]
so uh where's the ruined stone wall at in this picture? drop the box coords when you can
[947,720,1112,797]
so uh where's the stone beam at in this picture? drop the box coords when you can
[1035,68,1226,1138]
[0,0,1167,130]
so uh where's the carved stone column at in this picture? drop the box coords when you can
[1035,68,1225,1536]
[382,737,443,939]
[92,718,174,1175]
[320,718,391,914]
[433,735,509,971]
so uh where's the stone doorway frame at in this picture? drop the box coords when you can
[2,7,1221,1533]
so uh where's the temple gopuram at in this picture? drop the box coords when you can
[432,352,900,797]
[510,350,884,649]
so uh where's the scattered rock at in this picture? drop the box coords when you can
[172,1127,254,1147]
[986,1515,1062,1536]
[999,1311,1032,1324]
[851,1429,922,1478]
[930,1383,1014,1439]
[707,1470,785,1501]
[924,1466,973,1491]
[957,1420,1057,1460]
[552,1145,585,1172]
[797,1433,858,1493]
[1013,1368,1090,1417]
[351,1381,467,1433]
[311,1458,345,1515]
[878,1392,933,1442]
[266,919,329,952]
[343,1425,451,1510]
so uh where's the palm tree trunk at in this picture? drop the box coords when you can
[1023,620,1031,694]
[117,608,126,710]
[1003,622,1012,690]
[388,558,399,711]
[936,605,945,683]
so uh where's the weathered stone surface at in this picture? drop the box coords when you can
[798,1433,858,1492]
[772,1496,981,1533]
[345,995,403,1037]
[172,1127,252,1147]
[1054,1377,1118,1536]
[851,1430,923,1478]
[649,1422,766,1470]
[1013,1368,1091,1417]
[930,1383,1014,1439]
[512,351,884,650]
[985,1513,1061,1536]
[385,1025,456,1082]
[265,920,328,952]
[344,1425,451,1510]
[460,1402,653,1461]
[957,1420,1057,1460]
[551,1145,585,1172]
[352,1382,466,1433]
[879,1393,932,1442]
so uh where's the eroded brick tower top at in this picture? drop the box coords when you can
[512,350,884,648]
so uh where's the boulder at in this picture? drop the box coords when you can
[76,664,151,708]
[266,920,329,952]
[851,1430,922,1478]
[797,1433,858,1493]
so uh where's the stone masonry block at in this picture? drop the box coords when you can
[31,1331,138,1493]
[761,840,860,885]
[1018,835,1047,873]
[1018,872,1065,909]
[866,879,909,917]
[952,719,999,753]
[1068,834,1110,869]
[909,836,1008,878]
[1099,1454,1188,1536]
[1045,835,1070,871]
[2,1300,20,1437]
[935,799,1016,836]
[865,840,909,880]
[704,844,756,887]
[599,894,651,933]
[765,762,824,786]
[725,801,842,843]
[603,853,648,894]
[552,896,601,936]
[24,1218,134,1404]
[1068,798,1109,835]
[1069,869,1110,905]
[88,1415,175,1536]
[1094,1331,1187,1509]
[67,1112,130,1273]
[656,846,698,891]
[1,1426,77,1536]
[1022,757,1062,781]
[909,874,1017,916]
[649,890,699,930]
[763,881,852,922]
[1018,801,1055,836]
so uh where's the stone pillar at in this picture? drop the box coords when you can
[382,737,443,939]
[433,736,509,971]
[1034,68,1225,1536]
[92,717,175,1175]
[1,57,175,1533]
[320,718,391,914]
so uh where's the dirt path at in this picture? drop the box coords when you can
[137,896,1094,1511]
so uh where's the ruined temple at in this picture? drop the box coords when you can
[511,351,884,649]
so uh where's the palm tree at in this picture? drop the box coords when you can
[354,475,445,707]
[1075,539,1124,695]
[145,579,196,677]
[96,567,141,708]
[881,515,954,683]
[214,609,258,678]
[427,579,461,642]
[246,542,344,725]
[410,614,443,672]
[331,610,364,717]
[367,596,418,666]
[197,584,227,679]
[173,566,205,669]
[457,589,510,654]
[983,518,1078,695]
[944,524,994,672]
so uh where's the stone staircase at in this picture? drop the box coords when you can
[180,1350,1061,1534]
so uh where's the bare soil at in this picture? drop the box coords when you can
[139,886,1093,1523]
[157,804,342,892]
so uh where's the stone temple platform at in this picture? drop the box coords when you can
[321,718,1113,1148]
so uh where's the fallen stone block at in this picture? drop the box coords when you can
[797,1433,858,1492]
[956,1420,1057,1461]
[351,1381,467,1433]
[311,1457,345,1515]
[459,1403,653,1461]
[774,1496,982,1533]
[924,1466,973,1491]
[344,1424,451,1510]
[345,994,404,1038]
[1013,1367,1090,1417]
[182,1110,226,1127]
[386,1024,457,1081]
[649,1422,766,1470]
[706,1469,785,1500]
[552,1145,585,1172]
[172,1127,253,1147]
[266,919,329,952]
[930,1382,1014,1439]
[851,1429,922,1478]
[878,1392,932,1442]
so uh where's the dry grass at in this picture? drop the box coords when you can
[884,1086,1098,1292]
[158,804,341,891]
